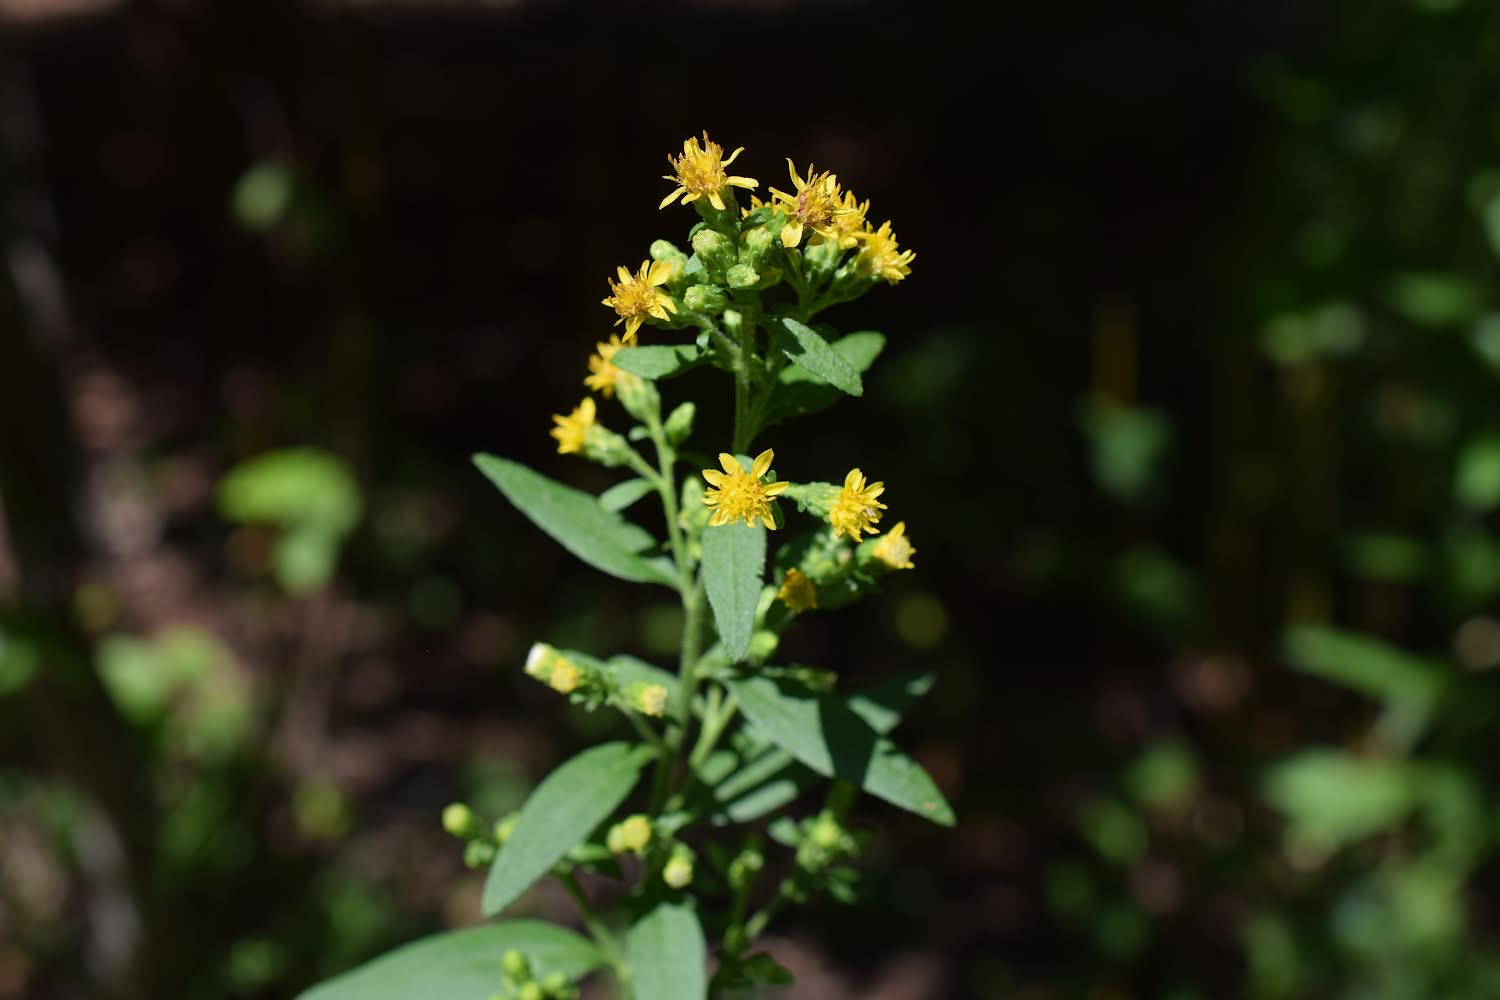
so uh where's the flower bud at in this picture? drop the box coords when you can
[441,802,476,838]
[725,263,759,290]
[691,229,734,279]
[663,847,695,889]
[606,814,653,854]
[615,371,660,424]
[739,226,775,270]
[463,838,496,868]
[663,401,695,446]
[494,812,518,845]
[539,972,572,997]
[518,983,545,1000]
[625,681,670,718]
[649,239,688,282]
[747,630,779,661]
[502,949,531,981]
[683,284,728,314]
[581,426,633,468]
[857,521,917,573]
[548,660,581,694]
[728,847,764,891]
[810,813,843,850]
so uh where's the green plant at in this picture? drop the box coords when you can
[296,133,950,1000]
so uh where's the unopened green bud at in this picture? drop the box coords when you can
[615,371,659,423]
[463,839,496,868]
[539,972,569,994]
[501,949,531,980]
[747,630,779,662]
[729,847,764,891]
[517,983,544,1000]
[740,226,774,270]
[494,812,518,845]
[442,803,475,838]
[691,230,734,278]
[625,681,670,718]
[810,814,842,850]
[683,284,728,314]
[649,239,688,280]
[725,263,758,290]
[582,426,633,469]
[663,850,695,889]
[664,401,695,446]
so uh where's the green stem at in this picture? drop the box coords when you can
[558,869,629,987]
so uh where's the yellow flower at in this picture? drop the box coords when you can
[659,132,759,212]
[854,220,915,284]
[584,334,638,398]
[823,189,871,250]
[768,160,850,248]
[702,449,789,530]
[628,682,669,717]
[602,259,678,343]
[663,851,694,889]
[550,396,597,454]
[828,468,887,540]
[872,521,916,570]
[777,568,818,612]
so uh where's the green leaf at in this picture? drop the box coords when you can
[599,477,656,513]
[613,344,703,380]
[845,672,935,734]
[768,316,864,397]
[296,921,602,1000]
[763,331,884,425]
[728,675,955,826]
[701,519,766,662]
[474,455,677,588]
[626,901,707,1000]
[218,447,361,535]
[483,742,653,916]
[1284,626,1445,747]
[1264,750,1414,850]
[606,654,681,701]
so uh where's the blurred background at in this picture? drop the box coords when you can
[4,0,1500,997]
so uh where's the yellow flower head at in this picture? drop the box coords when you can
[607,814,653,854]
[660,132,759,212]
[584,334,639,398]
[550,396,597,455]
[769,160,849,249]
[855,220,915,284]
[824,189,871,250]
[702,449,789,530]
[777,568,818,612]
[872,521,916,570]
[628,682,669,717]
[829,467,887,540]
[602,259,678,343]
[548,659,581,694]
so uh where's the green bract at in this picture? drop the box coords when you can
[299,132,941,1000]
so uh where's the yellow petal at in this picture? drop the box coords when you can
[709,191,726,211]
[719,453,740,475]
[764,481,789,496]
[844,468,863,489]
[728,176,758,189]
[616,266,632,283]
[722,146,745,167]
[703,469,725,486]
[752,449,774,477]
[648,259,673,285]
[781,220,803,248]
[785,158,803,187]
[760,510,775,530]
[658,187,686,210]
[624,317,642,342]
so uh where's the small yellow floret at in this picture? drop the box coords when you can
[777,568,818,612]
[872,521,916,570]
[602,259,678,343]
[769,160,854,249]
[663,853,694,889]
[549,396,597,455]
[659,131,759,212]
[829,468,887,541]
[634,683,669,717]
[584,334,639,398]
[855,220,915,284]
[701,449,789,530]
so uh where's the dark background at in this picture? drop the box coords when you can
[5,1,1500,998]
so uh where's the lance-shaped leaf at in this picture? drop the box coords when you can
[483,741,654,915]
[613,344,703,380]
[626,901,708,1000]
[768,316,864,397]
[728,674,954,826]
[297,921,602,1000]
[598,477,656,513]
[474,455,677,587]
[764,331,885,425]
[701,520,766,662]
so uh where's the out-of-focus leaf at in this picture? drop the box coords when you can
[218,448,361,536]
[474,455,677,588]
[625,901,707,1000]
[1284,626,1446,746]
[1264,750,1414,849]
[1388,272,1483,328]
[613,344,703,380]
[599,477,656,513]
[1078,404,1170,506]
[1456,436,1500,511]
[0,625,39,698]
[297,921,602,1000]
[482,741,652,916]
[1342,533,1429,583]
